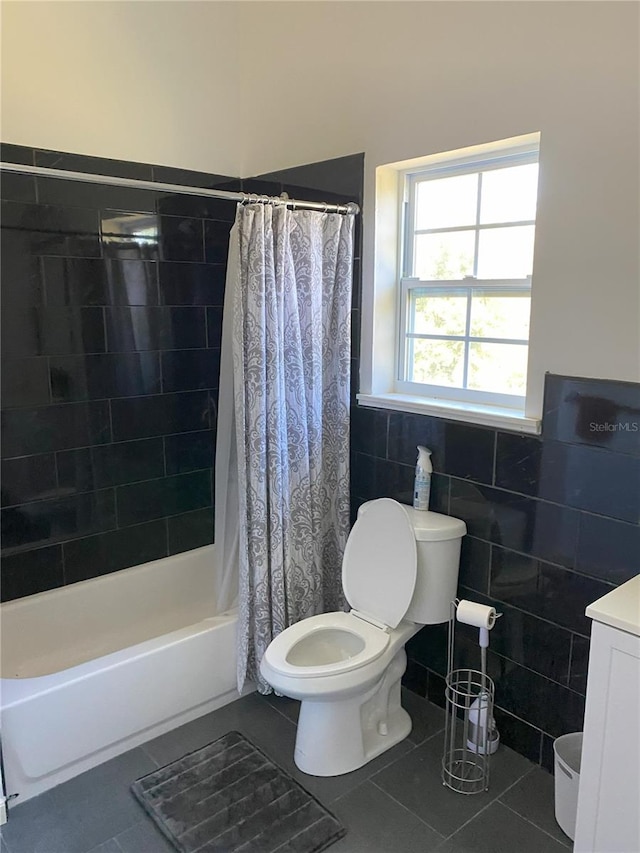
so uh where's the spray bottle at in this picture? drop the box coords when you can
[413,446,432,510]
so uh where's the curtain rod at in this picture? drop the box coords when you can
[0,161,359,215]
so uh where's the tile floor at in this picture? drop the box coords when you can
[0,690,571,853]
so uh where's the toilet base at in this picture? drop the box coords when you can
[293,650,411,776]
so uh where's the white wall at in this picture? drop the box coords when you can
[2,1,638,407]
[1,1,245,176]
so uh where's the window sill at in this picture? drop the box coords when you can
[356,392,541,434]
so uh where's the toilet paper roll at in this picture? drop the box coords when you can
[456,599,497,630]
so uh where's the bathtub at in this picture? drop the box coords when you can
[0,545,244,805]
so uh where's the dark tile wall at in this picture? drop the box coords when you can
[351,375,640,767]
[1,144,240,600]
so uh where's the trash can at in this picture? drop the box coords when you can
[553,732,583,840]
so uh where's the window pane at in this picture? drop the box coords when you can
[412,290,468,336]
[468,342,528,395]
[476,225,535,279]
[414,231,475,279]
[480,163,539,224]
[470,291,531,340]
[409,339,465,388]
[416,173,478,230]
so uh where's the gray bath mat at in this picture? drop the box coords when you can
[131,730,346,853]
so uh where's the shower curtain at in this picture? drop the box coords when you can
[216,202,354,693]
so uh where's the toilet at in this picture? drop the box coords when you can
[259,497,466,777]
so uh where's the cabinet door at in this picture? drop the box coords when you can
[575,620,640,853]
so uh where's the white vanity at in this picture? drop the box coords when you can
[574,574,640,853]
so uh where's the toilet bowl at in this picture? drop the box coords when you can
[260,497,466,777]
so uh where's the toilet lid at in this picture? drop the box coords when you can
[342,498,417,629]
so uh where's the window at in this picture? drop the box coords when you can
[397,143,539,411]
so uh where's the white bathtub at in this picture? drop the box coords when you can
[0,545,243,805]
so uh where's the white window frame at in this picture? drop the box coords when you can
[397,145,538,409]
[357,133,543,434]
[398,277,532,409]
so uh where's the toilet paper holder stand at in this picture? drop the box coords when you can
[441,598,501,795]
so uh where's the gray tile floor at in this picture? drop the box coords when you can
[0,690,571,853]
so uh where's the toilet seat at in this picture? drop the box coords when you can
[262,611,390,678]
[342,498,417,629]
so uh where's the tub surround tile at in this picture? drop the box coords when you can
[167,507,214,554]
[161,348,220,393]
[158,261,226,307]
[158,215,204,262]
[35,148,154,180]
[156,189,239,221]
[1,200,101,257]
[152,164,240,191]
[164,430,214,475]
[1,401,112,458]
[1,454,57,506]
[105,306,206,352]
[100,210,159,261]
[63,520,168,584]
[206,306,223,347]
[1,142,35,165]
[49,352,161,402]
[0,172,36,204]
[0,544,64,602]
[203,219,233,264]
[1,357,51,408]
[37,176,158,214]
[256,153,365,201]
[110,390,212,442]
[44,257,159,307]
[1,488,116,551]
[57,438,165,491]
[116,470,211,527]
[1,151,235,598]
[543,373,640,456]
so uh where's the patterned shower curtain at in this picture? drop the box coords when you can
[229,203,354,693]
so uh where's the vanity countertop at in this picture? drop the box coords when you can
[586,573,640,637]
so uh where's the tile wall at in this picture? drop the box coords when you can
[0,143,239,600]
[351,376,640,766]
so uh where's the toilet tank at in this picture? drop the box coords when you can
[357,501,466,626]
[401,505,466,624]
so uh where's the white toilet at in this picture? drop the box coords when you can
[259,497,466,777]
